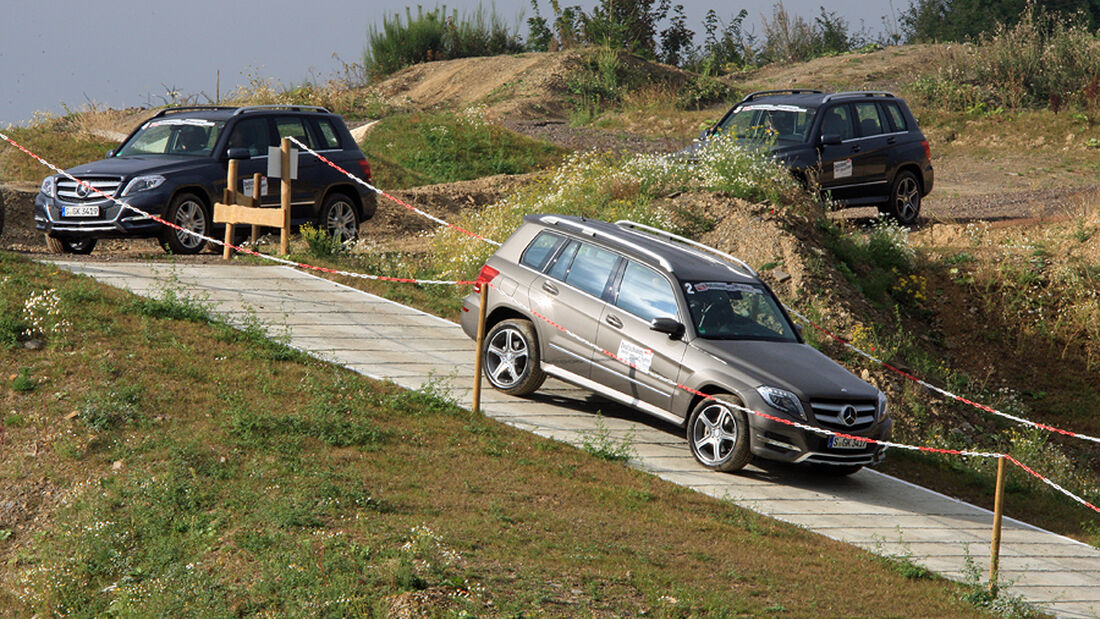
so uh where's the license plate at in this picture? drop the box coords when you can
[829,435,866,450]
[62,205,100,217]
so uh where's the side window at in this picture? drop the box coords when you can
[853,102,886,137]
[820,105,855,140]
[226,117,273,157]
[547,240,579,281]
[521,232,564,271]
[564,243,619,298]
[882,102,908,132]
[314,119,342,150]
[615,261,678,323]
[276,117,312,148]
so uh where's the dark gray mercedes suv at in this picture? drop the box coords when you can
[461,215,891,474]
[35,105,377,254]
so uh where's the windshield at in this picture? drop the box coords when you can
[685,281,798,341]
[115,118,225,157]
[715,103,816,145]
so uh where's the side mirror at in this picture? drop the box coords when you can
[226,147,251,160]
[698,128,709,141]
[793,323,804,337]
[650,317,685,339]
[819,133,842,146]
[105,149,115,158]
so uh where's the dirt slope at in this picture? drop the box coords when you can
[733,44,950,93]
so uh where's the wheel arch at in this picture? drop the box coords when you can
[320,185,364,219]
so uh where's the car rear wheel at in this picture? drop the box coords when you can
[44,234,97,255]
[159,193,209,254]
[320,193,359,242]
[883,171,921,225]
[483,318,545,396]
[688,394,751,472]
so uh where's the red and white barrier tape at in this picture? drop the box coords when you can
[6,128,1098,449]
[486,283,1100,513]
[783,307,1100,445]
[0,131,473,286]
[286,136,501,247]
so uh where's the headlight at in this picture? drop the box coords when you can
[40,176,56,198]
[121,174,165,197]
[757,386,806,420]
[877,391,888,417]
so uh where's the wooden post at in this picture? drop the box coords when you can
[472,285,488,413]
[223,159,238,260]
[989,455,1007,593]
[280,137,291,255]
[250,173,262,244]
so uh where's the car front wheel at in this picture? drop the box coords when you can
[687,394,751,472]
[44,234,97,255]
[159,193,209,254]
[483,318,545,396]
[884,171,921,225]
[320,193,359,242]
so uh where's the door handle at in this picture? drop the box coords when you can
[605,314,623,329]
[850,145,862,153]
[541,281,559,295]
[886,137,897,144]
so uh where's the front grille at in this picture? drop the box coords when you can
[57,176,123,203]
[811,400,877,431]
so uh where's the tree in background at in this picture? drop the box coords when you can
[902,0,1100,41]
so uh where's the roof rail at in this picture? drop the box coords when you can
[540,215,673,271]
[614,220,757,279]
[151,106,236,118]
[821,91,895,102]
[233,104,331,115]
[739,89,823,104]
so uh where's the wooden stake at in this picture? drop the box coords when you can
[989,455,1007,592]
[280,138,291,255]
[472,285,488,414]
[250,172,262,244]
[223,159,238,260]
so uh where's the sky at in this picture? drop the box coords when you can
[0,0,898,126]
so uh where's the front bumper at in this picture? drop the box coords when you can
[35,189,170,239]
[746,403,892,467]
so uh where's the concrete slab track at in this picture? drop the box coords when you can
[52,261,1100,618]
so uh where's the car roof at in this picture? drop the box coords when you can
[526,215,760,284]
[148,105,334,122]
[737,90,900,109]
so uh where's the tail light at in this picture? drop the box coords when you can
[921,139,931,161]
[358,159,372,182]
[473,264,499,293]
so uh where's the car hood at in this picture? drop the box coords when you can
[691,338,879,401]
[674,135,804,161]
[68,156,215,178]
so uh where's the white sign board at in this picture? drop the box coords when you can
[267,146,299,180]
[834,158,853,179]
[617,340,654,373]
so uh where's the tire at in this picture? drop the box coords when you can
[687,394,752,472]
[884,171,921,225]
[483,318,545,396]
[159,193,209,255]
[319,193,359,242]
[44,234,97,255]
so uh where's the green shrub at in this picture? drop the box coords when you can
[907,7,1100,111]
[364,5,524,80]
[299,223,347,258]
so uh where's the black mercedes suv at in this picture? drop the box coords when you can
[692,90,933,224]
[34,105,377,254]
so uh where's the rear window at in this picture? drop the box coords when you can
[520,231,564,271]
[853,102,886,137]
[565,243,619,298]
[882,102,908,132]
[314,119,342,149]
[276,117,313,148]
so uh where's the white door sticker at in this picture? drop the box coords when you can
[241,176,269,197]
[617,340,654,372]
[834,158,853,179]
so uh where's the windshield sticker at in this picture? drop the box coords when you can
[834,158,853,179]
[693,282,760,295]
[617,340,654,372]
[740,104,808,113]
[143,118,216,129]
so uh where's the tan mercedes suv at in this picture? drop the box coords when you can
[460,215,891,475]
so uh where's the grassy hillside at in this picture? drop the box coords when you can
[0,253,993,616]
